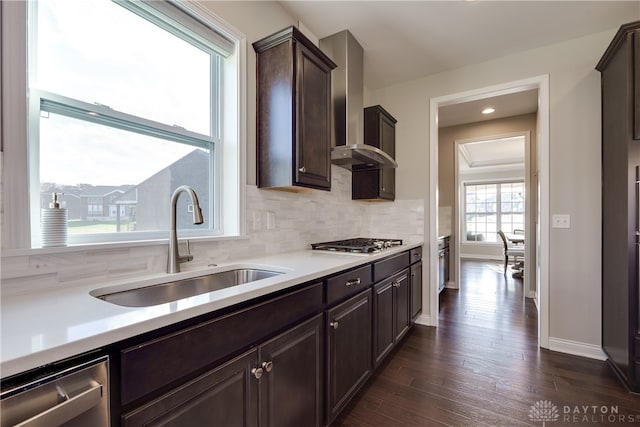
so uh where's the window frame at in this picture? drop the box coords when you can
[1,0,247,251]
[463,180,525,244]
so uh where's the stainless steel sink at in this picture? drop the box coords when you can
[95,269,283,307]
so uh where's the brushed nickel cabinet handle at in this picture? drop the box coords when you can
[299,166,306,173]
[262,361,273,373]
[330,321,339,329]
[345,278,361,287]
[252,367,263,379]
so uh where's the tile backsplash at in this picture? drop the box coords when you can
[1,166,424,296]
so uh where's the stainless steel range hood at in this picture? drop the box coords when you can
[319,31,397,170]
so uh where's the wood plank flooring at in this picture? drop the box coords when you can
[331,259,640,426]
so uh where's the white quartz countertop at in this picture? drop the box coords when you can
[1,243,422,378]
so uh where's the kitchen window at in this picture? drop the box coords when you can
[464,181,524,243]
[2,0,245,248]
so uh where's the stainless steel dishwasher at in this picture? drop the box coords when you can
[0,356,109,427]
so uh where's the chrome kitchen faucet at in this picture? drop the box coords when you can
[167,185,204,273]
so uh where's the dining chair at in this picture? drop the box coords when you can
[497,230,525,275]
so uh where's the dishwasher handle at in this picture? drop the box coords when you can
[14,383,103,427]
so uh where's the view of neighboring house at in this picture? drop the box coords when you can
[40,149,209,232]
[39,183,134,221]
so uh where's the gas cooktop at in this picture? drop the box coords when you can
[310,238,403,254]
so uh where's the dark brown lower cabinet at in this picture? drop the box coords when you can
[258,314,323,427]
[373,278,394,367]
[113,247,422,426]
[325,289,372,424]
[373,269,410,367]
[122,350,259,426]
[394,270,410,342]
[410,260,423,321]
[122,314,324,427]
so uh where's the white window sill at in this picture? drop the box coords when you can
[1,234,250,258]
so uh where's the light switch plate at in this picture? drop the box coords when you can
[552,214,571,229]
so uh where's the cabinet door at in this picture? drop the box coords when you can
[634,30,640,141]
[394,270,410,343]
[122,350,258,427]
[378,113,396,200]
[326,289,372,423]
[258,314,323,427]
[410,261,423,321]
[373,279,395,366]
[295,43,332,190]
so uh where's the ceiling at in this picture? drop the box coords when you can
[459,136,525,174]
[438,89,538,128]
[279,1,639,90]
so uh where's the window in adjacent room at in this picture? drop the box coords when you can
[464,181,524,243]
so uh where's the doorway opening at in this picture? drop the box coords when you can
[428,75,550,349]
[454,132,532,296]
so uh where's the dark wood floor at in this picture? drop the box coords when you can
[332,259,640,426]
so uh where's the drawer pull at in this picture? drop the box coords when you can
[330,321,339,329]
[345,278,361,287]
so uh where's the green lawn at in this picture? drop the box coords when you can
[68,219,135,234]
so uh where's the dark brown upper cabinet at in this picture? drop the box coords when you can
[253,26,337,191]
[597,21,640,392]
[352,105,397,200]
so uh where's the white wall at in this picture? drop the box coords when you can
[371,29,618,348]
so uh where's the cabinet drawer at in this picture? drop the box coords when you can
[326,265,372,305]
[121,282,323,405]
[373,252,410,282]
[410,246,422,262]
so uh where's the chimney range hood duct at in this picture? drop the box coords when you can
[319,30,397,170]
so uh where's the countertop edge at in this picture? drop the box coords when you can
[1,243,423,378]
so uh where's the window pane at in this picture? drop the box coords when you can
[465,182,523,243]
[39,112,211,235]
[34,0,212,135]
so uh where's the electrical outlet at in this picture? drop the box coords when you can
[252,211,263,231]
[266,211,276,230]
[552,214,571,229]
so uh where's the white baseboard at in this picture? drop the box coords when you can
[414,313,433,326]
[445,281,458,289]
[526,290,536,299]
[548,337,606,361]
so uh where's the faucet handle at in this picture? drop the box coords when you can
[178,254,194,263]
[177,240,193,264]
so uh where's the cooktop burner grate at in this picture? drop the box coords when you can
[310,238,403,253]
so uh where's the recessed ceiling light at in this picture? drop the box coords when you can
[482,107,495,115]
